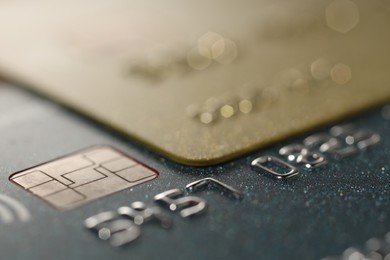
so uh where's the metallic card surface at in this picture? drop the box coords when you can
[9,146,158,210]
[0,0,389,165]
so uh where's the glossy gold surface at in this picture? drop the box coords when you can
[0,0,389,165]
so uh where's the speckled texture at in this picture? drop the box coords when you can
[0,85,389,260]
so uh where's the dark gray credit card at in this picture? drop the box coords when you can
[0,84,389,259]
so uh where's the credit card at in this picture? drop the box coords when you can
[0,84,389,259]
[0,0,389,165]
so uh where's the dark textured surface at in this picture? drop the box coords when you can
[0,84,389,260]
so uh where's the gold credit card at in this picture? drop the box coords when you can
[0,0,389,165]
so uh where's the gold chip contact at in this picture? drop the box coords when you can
[9,146,158,210]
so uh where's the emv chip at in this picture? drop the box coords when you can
[9,146,158,210]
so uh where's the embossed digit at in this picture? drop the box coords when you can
[154,189,207,218]
[118,201,172,228]
[84,211,141,247]
[279,143,326,168]
[251,156,298,179]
